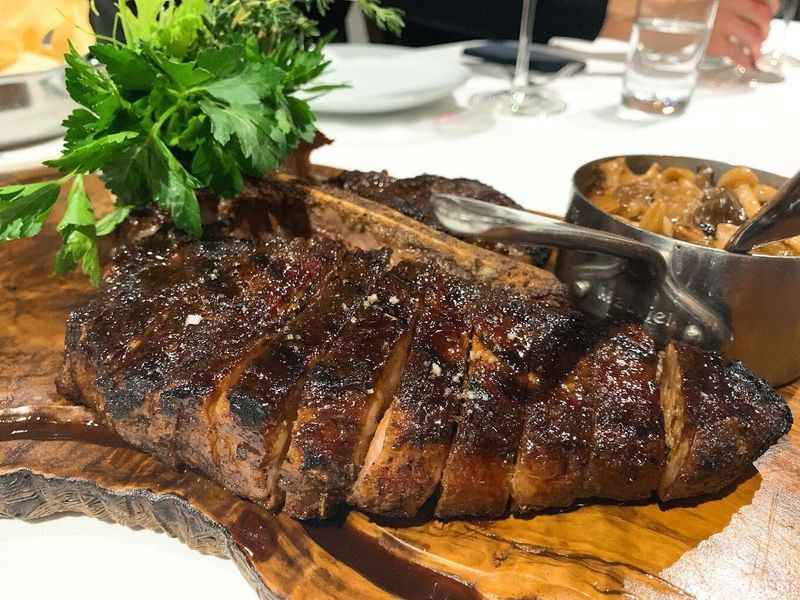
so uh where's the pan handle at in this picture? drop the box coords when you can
[432,193,730,348]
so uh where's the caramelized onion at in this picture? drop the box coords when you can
[589,160,799,256]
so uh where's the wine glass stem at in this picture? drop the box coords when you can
[780,0,799,59]
[512,0,537,108]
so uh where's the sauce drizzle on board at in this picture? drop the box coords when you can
[2,405,479,600]
[0,406,129,448]
[301,520,481,600]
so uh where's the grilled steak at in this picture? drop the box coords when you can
[326,170,552,267]
[59,178,793,521]
[659,342,792,500]
[213,248,388,508]
[513,324,665,511]
[280,266,417,518]
[437,291,585,518]
[350,265,476,516]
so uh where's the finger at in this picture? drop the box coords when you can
[734,0,774,37]
[717,38,756,69]
[711,10,765,59]
[707,29,756,68]
[729,15,768,57]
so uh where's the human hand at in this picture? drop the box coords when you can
[706,0,779,68]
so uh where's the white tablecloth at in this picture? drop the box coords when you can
[315,24,800,217]
[2,20,800,600]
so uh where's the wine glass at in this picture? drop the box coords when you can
[757,0,799,75]
[470,0,566,116]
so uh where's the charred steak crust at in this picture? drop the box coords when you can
[280,266,418,519]
[326,170,552,267]
[659,343,792,501]
[513,324,666,512]
[350,265,476,517]
[436,290,585,518]
[60,178,792,521]
[212,248,390,507]
[581,325,666,501]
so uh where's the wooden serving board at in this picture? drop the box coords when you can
[1,173,799,600]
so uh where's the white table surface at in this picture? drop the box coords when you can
[2,22,800,599]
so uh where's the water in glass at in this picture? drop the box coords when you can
[622,17,711,115]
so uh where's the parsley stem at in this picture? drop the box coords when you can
[150,105,180,138]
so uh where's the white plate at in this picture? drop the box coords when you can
[310,44,470,114]
[0,137,63,178]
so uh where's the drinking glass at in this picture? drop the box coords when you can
[470,0,566,116]
[621,0,720,116]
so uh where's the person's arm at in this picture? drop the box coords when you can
[599,0,779,68]
[598,0,637,40]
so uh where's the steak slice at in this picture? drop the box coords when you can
[212,248,389,507]
[349,265,475,517]
[580,325,666,501]
[61,235,339,475]
[280,266,419,518]
[58,232,192,410]
[512,324,663,512]
[658,342,793,501]
[61,236,258,453]
[435,336,525,518]
[435,293,584,518]
[166,237,346,477]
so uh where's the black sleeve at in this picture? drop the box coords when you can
[535,0,609,41]
[90,0,119,39]
[384,0,609,46]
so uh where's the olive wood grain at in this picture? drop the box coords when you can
[0,173,798,600]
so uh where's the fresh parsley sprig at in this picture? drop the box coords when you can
[0,0,403,285]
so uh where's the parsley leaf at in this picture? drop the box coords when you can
[203,62,284,105]
[191,139,244,197]
[64,43,119,109]
[90,44,158,93]
[54,176,102,286]
[147,138,203,238]
[0,182,62,241]
[96,205,134,236]
[46,131,141,174]
[103,136,202,238]
[200,99,275,168]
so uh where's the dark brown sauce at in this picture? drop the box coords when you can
[229,508,278,562]
[0,407,130,448]
[4,407,473,599]
[302,520,481,600]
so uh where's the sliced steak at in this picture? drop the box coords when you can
[60,174,793,522]
[212,248,389,507]
[658,342,793,501]
[580,325,666,501]
[62,235,338,477]
[279,266,419,518]
[436,293,584,518]
[349,265,475,517]
[512,324,662,512]
[167,237,346,477]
